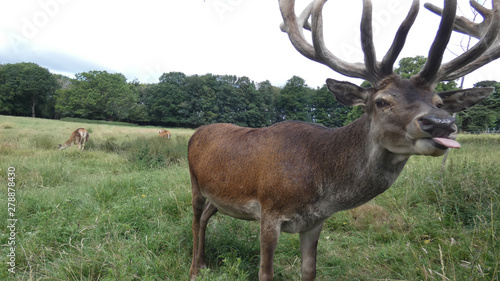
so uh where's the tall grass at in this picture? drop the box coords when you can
[0,115,498,280]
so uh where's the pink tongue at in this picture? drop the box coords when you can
[433,137,461,149]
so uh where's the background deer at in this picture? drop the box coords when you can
[159,129,172,139]
[58,128,89,151]
[188,0,499,280]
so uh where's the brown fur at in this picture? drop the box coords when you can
[58,128,89,151]
[159,129,171,139]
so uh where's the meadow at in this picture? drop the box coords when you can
[0,114,498,280]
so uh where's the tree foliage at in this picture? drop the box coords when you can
[394,55,459,91]
[55,71,137,121]
[144,73,277,127]
[1,60,498,131]
[0,63,58,118]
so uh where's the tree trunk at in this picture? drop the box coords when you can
[31,95,37,118]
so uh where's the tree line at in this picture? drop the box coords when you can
[1,59,499,131]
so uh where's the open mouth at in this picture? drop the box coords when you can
[431,137,461,149]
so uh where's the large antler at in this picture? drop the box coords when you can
[417,0,500,84]
[279,0,420,87]
[281,0,500,89]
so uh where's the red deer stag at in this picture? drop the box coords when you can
[159,129,172,139]
[58,128,89,151]
[188,0,499,280]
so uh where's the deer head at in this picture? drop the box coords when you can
[280,0,497,156]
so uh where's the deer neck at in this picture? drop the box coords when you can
[321,115,409,209]
[336,114,409,167]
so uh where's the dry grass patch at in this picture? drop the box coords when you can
[348,204,405,230]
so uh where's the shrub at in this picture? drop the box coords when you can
[127,136,188,169]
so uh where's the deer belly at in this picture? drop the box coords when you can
[280,205,334,234]
[205,194,262,221]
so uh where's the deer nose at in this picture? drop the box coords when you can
[418,115,456,137]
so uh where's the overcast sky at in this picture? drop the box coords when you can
[1,0,499,89]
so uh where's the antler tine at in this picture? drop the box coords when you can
[279,2,313,39]
[425,0,493,38]
[380,0,420,75]
[425,0,500,81]
[443,45,500,80]
[415,0,458,86]
[279,0,316,63]
[309,0,369,81]
[360,0,379,80]
[280,0,424,86]
[361,0,421,80]
[279,0,369,84]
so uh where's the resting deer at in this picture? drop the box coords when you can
[188,0,500,280]
[159,129,172,139]
[58,128,89,151]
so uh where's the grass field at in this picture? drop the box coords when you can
[0,114,498,280]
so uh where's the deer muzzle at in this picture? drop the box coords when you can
[419,115,456,136]
[418,115,460,149]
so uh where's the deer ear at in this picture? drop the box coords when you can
[437,87,494,113]
[326,78,371,107]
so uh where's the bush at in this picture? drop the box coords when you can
[127,136,189,169]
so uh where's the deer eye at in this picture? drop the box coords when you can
[436,103,443,109]
[375,99,390,108]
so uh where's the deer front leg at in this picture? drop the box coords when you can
[259,217,281,281]
[299,223,324,281]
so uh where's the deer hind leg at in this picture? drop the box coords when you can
[299,222,324,281]
[189,177,218,279]
[72,135,80,151]
[259,216,282,281]
[197,202,217,267]
[190,201,218,279]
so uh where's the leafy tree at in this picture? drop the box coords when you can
[311,85,350,127]
[277,76,312,122]
[143,73,274,128]
[257,80,279,125]
[343,106,364,126]
[143,72,188,125]
[55,71,136,121]
[211,75,246,125]
[0,62,58,118]
[54,74,73,90]
[180,74,217,126]
[395,56,458,91]
[234,76,271,127]
[394,56,427,79]
[127,79,150,122]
